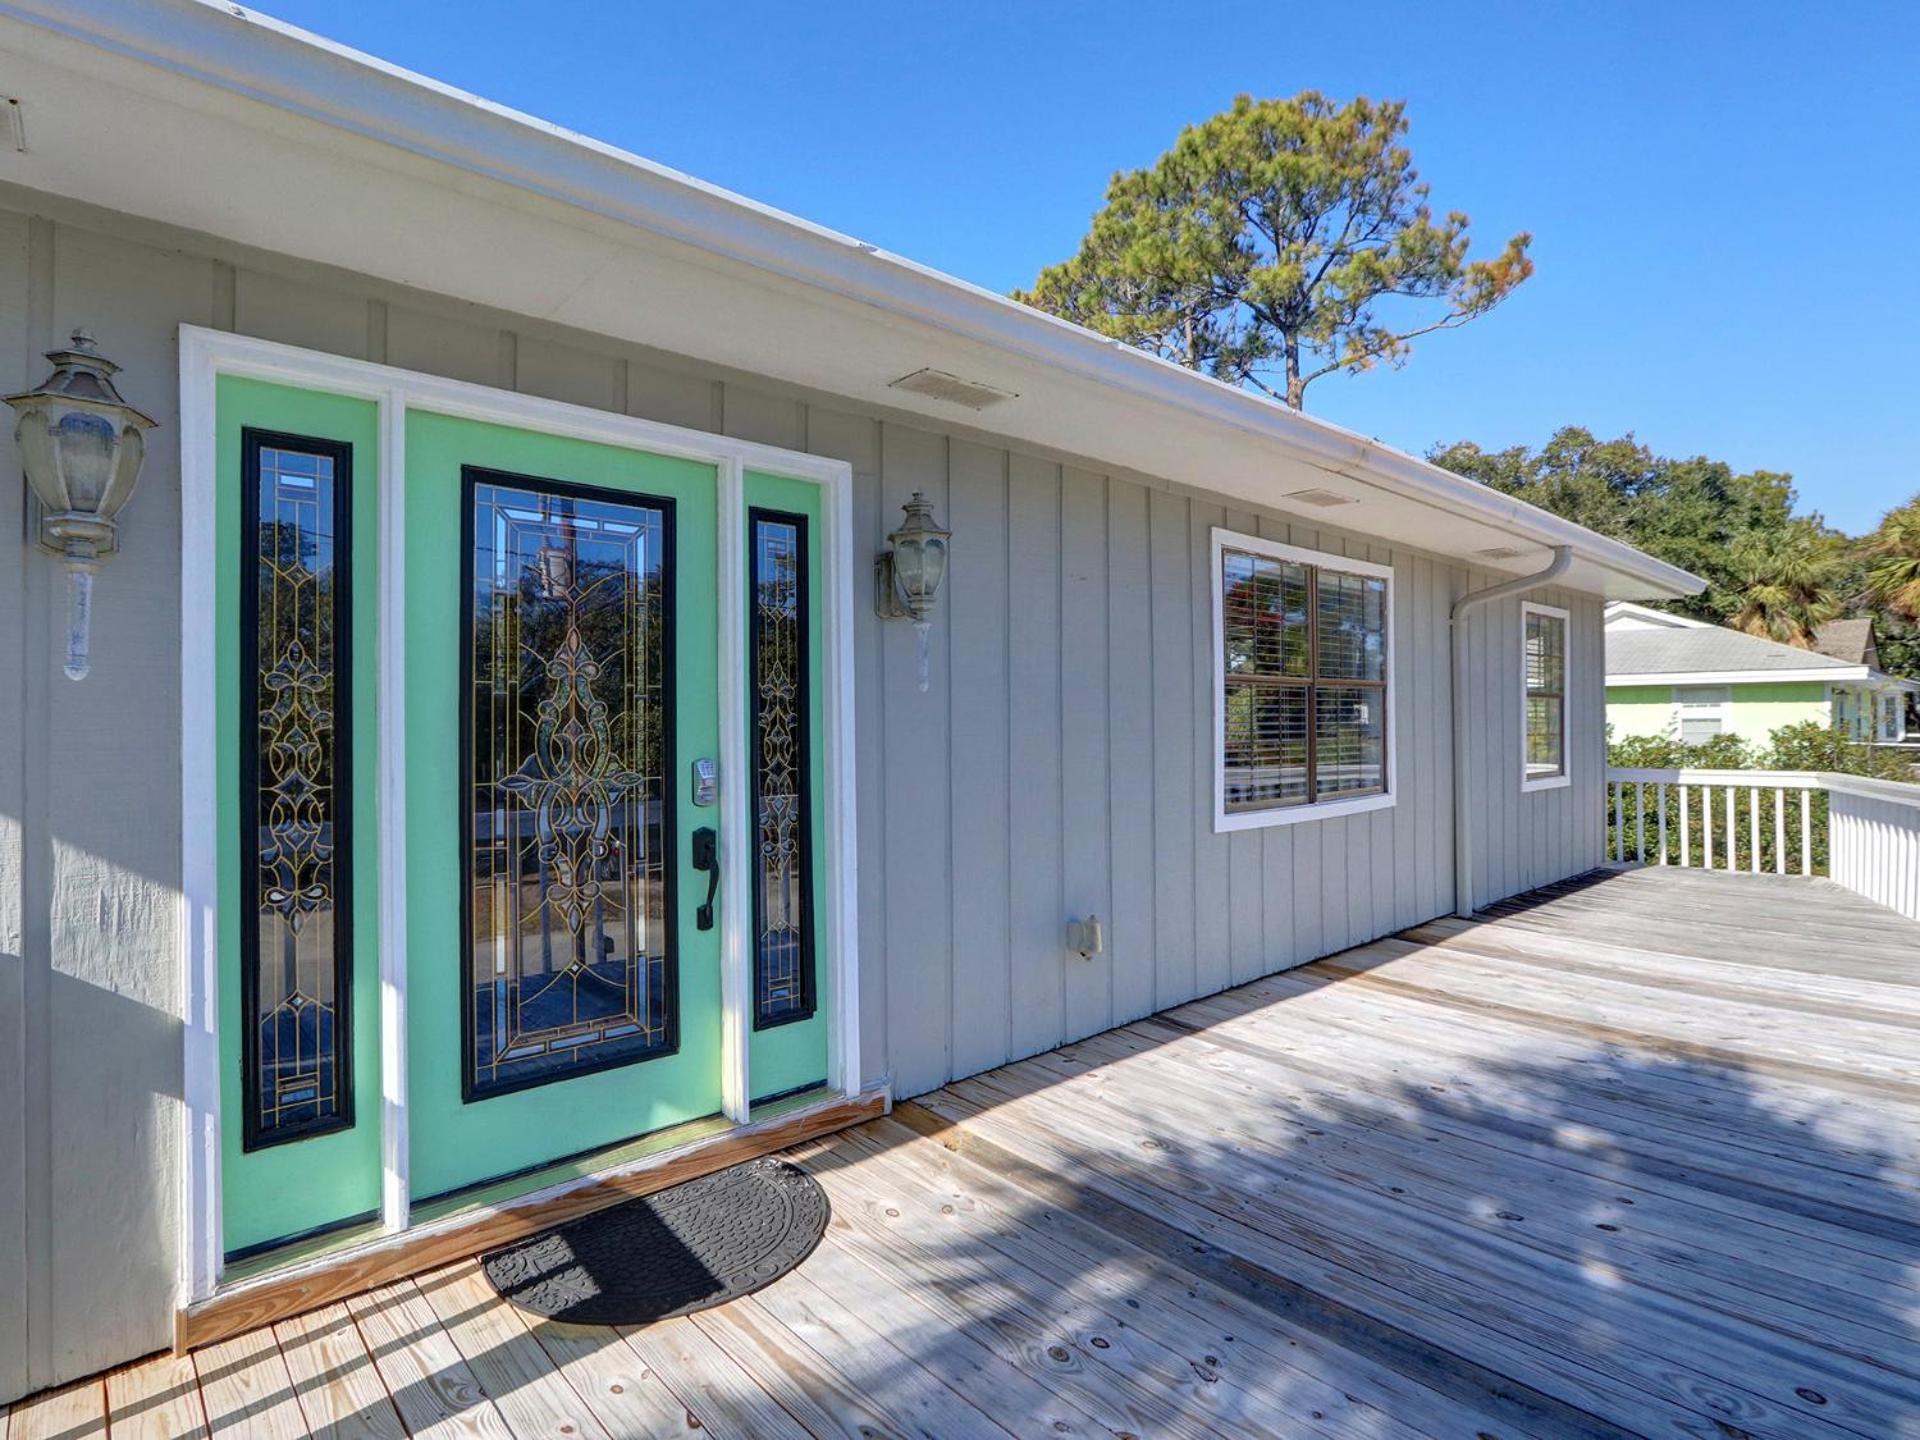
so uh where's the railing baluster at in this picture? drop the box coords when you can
[1725,785,1736,870]
[1601,768,1916,915]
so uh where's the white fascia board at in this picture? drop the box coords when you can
[7,0,1703,602]
[1606,667,1871,687]
[1603,600,1712,629]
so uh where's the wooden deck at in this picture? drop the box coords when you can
[9,867,1919,1438]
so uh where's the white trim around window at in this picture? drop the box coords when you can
[1672,684,1733,743]
[1210,528,1396,832]
[1520,600,1572,793]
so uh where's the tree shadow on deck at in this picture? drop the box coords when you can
[783,953,1920,1439]
[91,920,1920,1440]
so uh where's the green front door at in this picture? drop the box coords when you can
[213,376,830,1262]
[403,412,725,1201]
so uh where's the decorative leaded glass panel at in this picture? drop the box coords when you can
[750,512,815,1029]
[465,474,675,1100]
[243,431,353,1148]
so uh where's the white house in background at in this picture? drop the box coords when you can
[0,0,1703,1399]
[1605,602,1916,746]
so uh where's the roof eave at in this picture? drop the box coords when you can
[12,0,1705,601]
[1606,667,1872,686]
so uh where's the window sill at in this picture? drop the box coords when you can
[1521,773,1573,793]
[1215,791,1395,831]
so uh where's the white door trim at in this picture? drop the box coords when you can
[176,325,860,1301]
[375,387,410,1236]
[714,455,752,1124]
[177,326,222,1308]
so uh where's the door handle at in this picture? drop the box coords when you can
[691,826,718,932]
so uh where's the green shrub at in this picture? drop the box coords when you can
[1757,720,1914,780]
[1606,730,1753,771]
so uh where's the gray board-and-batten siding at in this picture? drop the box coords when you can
[0,188,1604,1392]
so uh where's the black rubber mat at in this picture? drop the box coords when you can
[480,1157,830,1325]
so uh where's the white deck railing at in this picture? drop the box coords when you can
[1605,767,1920,921]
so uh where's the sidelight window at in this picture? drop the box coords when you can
[1213,529,1393,830]
[749,511,816,1029]
[241,430,354,1148]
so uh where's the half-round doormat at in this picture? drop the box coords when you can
[481,1157,830,1325]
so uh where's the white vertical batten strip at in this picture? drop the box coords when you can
[716,455,751,1122]
[178,327,223,1302]
[826,460,861,1097]
[377,389,410,1232]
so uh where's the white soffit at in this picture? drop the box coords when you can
[0,0,1702,601]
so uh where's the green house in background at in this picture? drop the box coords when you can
[1604,602,1917,748]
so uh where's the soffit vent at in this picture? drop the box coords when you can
[1283,487,1359,509]
[887,367,1019,411]
[1475,545,1527,560]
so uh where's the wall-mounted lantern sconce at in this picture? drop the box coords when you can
[6,330,156,680]
[874,489,950,692]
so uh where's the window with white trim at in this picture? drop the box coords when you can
[1521,602,1570,791]
[1674,685,1730,744]
[1213,529,1392,830]
[1878,691,1904,743]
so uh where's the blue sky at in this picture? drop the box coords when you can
[262,1,1918,534]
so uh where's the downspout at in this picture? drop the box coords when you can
[1450,545,1574,918]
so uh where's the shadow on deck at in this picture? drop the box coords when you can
[12,868,1919,1438]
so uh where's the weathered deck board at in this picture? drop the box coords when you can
[273,1303,406,1439]
[105,1351,209,1439]
[6,1379,106,1440]
[10,869,1918,1438]
[342,1280,515,1440]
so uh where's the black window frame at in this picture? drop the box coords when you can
[748,507,818,1031]
[457,466,681,1104]
[239,426,356,1152]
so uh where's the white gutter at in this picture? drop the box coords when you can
[7,0,1705,601]
[1451,546,1573,918]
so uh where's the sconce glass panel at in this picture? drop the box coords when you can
[241,430,354,1149]
[750,511,816,1028]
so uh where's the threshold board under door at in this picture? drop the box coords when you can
[175,1085,889,1354]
